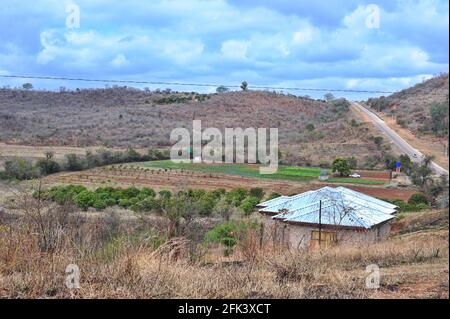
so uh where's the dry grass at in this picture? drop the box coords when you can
[0,189,447,299]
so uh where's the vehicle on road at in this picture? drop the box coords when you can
[349,173,361,178]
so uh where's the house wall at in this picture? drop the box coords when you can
[261,216,391,249]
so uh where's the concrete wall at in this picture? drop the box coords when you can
[261,215,391,249]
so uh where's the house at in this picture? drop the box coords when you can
[257,186,398,249]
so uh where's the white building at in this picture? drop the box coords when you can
[257,186,398,249]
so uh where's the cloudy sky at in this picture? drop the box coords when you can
[0,0,448,98]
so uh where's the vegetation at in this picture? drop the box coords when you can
[0,148,169,181]
[332,158,352,177]
[36,185,265,217]
[204,220,260,256]
[0,188,447,298]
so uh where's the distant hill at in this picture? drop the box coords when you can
[366,74,449,137]
[0,88,388,167]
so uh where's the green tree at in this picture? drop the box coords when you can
[240,196,260,215]
[240,81,248,91]
[324,93,335,101]
[332,158,352,177]
[22,83,33,90]
[249,187,265,200]
[305,123,315,132]
[65,154,85,171]
[429,100,449,136]
[216,85,230,93]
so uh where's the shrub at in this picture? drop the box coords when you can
[226,188,249,206]
[408,193,429,206]
[65,154,85,171]
[267,192,281,200]
[249,187,265,200]
[4,158,40,180]
[74,190,97,210]
[36,158,61,175]
[204,220,259,256]
[305,123,315,131]
[240,196,260,215]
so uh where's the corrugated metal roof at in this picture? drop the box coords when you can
[258,186,397,229]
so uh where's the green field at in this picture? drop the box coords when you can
[133,160,385,185]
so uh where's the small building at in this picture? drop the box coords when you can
[257,186,398,249]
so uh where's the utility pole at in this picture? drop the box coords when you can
[318,200,322,248]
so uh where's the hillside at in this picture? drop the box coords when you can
[366,74,449,137]
[0,88,388,167]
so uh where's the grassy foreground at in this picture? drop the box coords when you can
[135,160,385,185]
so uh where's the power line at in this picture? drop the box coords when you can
[0,74,447,95]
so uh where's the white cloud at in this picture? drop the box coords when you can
[221,40,250,60]
[111,53,129,67]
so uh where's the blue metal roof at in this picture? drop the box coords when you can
[258,186,397,229]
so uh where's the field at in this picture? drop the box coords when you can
[137,160,387,185]
[43,164,416,201]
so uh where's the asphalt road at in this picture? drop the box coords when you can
[351,102,449,176]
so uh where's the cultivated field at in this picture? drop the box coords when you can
[43,165,416,201]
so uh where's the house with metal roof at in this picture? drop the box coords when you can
[258,186,398,249]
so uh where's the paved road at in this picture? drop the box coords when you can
[351,102,449,176]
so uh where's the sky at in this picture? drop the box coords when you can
[0,0,448,99]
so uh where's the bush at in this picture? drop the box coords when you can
[4,158,40,180]
[249,187,265,200]
[240,196,260,215]
[267,192,281,200]
[65,154,85,171]
[408,193,429,206]
[74,190,97,210]
[226,188,249,206]
[36,158,61,175]
[204,220,259,255]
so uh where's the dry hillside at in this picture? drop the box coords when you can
[367,74,449,137]
[0,88,387,166]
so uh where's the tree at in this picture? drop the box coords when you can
[36,154,61,175]
[240,196,260,215]
[240,81,248,91]
[65,154,85,171]
[332,158,352,177]
[305,123,315,132]
[249,187,265,200]
[324,93,335,101]
[216,85,230,93]
[429,100,449,136]
[22,83,33,90]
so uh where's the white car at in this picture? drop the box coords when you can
[349,173,361,178]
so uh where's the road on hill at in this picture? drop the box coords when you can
[351,101,449,176]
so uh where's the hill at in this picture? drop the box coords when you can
[0,88,389,167]
[366,74,449,137]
